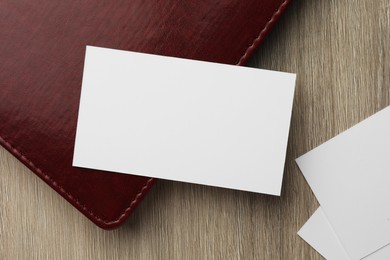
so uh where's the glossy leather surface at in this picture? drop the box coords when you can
[0,0,292,229]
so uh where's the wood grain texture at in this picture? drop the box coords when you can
[1,0,389,259]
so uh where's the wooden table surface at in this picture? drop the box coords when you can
[1,1,389,259]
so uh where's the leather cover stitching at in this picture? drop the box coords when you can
[0,0,290,227]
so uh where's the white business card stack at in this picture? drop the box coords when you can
[296,106,390,260]
[72,46,390,258]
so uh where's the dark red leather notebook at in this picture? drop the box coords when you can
[0,0,292,229]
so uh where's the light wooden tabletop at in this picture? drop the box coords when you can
[1,1,389,259]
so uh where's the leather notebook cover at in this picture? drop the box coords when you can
[0,0,292,229]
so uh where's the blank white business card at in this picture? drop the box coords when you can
[73,46,296,195]
[296,106,390,259]
[298,208,350,260]
[298,208,390,260]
